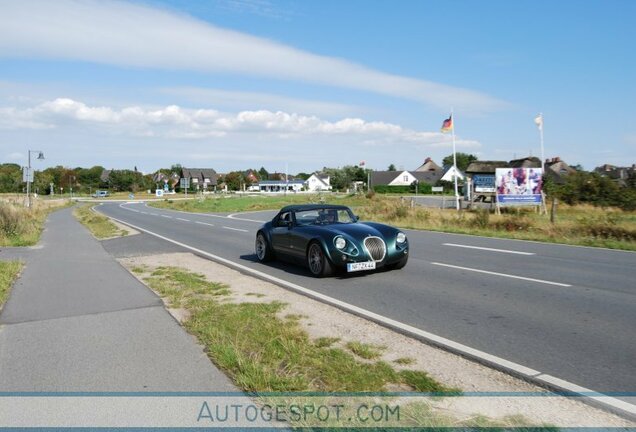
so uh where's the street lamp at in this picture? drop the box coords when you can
[26,150,45,208]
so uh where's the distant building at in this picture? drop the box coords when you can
[369,170,443,188]
[257,180,305,192]
[545,157,576,184]
[594,163,636,187]
[306,173,332,192]
[181,167,218,190]
[414,157,443,173]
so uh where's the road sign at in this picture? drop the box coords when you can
[180,178,190,189]
[22,167,33,183]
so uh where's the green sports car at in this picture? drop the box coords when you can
[255,204,409,277]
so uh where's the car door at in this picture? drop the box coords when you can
[270,212,292,256]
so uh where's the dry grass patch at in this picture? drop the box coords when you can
[0,199,71,246]
[74,204,128,239]
[0,261,23,308]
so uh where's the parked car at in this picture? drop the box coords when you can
[92,190,109,198]
[255,204,408,277]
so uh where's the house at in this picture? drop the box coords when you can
[545,157,576,184]
[306,173,332,192]
[414,157,443,173]
[243,169,259,184]
[257,180,305,192]
[509,156,541,168]
[440,165,465,182]
[153,171,180,189]
[369,169,443,188]
[594,163,636,187]
[181,167,218,190]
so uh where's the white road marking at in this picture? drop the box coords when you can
[140,212,148,215]
[195,221,214,227]
[176,218,190,222]
[222,226,249,232]
[431,262,571,287]
[443,243,535,255]
[95,209,636,419]
[150,213,158,216]
[161,215,172,219]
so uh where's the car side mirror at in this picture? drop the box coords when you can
[353,215,359,222]
[286,220,294,229]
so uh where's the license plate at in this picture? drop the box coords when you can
[347,261,376,272]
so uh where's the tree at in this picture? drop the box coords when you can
[223,171,243,191]
[0,164,22,193]
[442,153,478,171]
[388,164,396,171]
[258,167,269,180]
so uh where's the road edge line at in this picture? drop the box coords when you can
[96,208,636,421]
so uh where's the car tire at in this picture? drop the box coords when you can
[255,232,274,262]
[388,255,408,270]
[307,242,333,277]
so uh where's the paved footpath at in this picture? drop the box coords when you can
[0,207,238,392]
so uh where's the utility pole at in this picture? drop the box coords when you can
[25,150,45,208]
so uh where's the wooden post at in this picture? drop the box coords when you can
[550,197,557,224]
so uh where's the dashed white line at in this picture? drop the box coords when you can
[195,221,215,227]
[176,217,190,222]
[431,262,571,287]
[140,212,148,215]
[161,215,172,219]
[222,226,249,233]
[443,243,535,255]
[150,213,158,216]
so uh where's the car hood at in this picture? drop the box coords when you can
[314,223,385,242]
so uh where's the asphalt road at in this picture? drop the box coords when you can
[97,201,636,395]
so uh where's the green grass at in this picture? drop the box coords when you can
[394,357,416,365]
[73,204,128,239]
[0,261,23,308]
[147,193,369,214]
[314,337,340,348]
[141,265,456,394]
[346,341,386,360]
[0,199,72,247]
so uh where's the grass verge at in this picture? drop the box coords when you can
[0,199,72,246]
[74,204,128,239]
[0,261,23,308]
[129,263,556,428]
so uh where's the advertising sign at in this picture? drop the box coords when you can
[473,174,496,193]
[495,168,542,205]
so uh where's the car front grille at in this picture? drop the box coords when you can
[364,236,386,262]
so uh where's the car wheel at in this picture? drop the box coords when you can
[255,232,273,262]
[307,242,333,277]
[388,255,408,270]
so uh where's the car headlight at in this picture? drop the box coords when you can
[334,237,346,250]
[396,232,407,244]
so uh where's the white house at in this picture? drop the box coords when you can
[388,171,419,186]
[306,173,332,192]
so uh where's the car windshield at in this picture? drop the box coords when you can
[295,208,356,226]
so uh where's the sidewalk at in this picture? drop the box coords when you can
[0,207,237,392]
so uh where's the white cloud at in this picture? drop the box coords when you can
[0,97,480,150]
[0,0,506,113]
[160,87,361,117]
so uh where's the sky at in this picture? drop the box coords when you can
[0,0,635,174]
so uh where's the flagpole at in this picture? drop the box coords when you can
[539,112,545,172]
[451,108,459,211]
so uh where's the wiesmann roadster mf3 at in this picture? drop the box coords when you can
[255,204,408,277]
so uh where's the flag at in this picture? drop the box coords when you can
[534,113,543,131]
[359,161,366,166]
[441,115,453,133]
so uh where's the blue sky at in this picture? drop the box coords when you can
[0,0,634,173]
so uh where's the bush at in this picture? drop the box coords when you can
[0,204,24,237]
[469,209,490,229]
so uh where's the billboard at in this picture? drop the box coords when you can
[473,174,496,193]
[495,168,543,205]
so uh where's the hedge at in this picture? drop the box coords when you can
[373,184,432,194]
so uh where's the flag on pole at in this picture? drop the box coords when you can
[441,115,453,133]
[359,161,366,166]
[534,113,543,131]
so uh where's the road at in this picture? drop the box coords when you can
[97,201,636,396]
